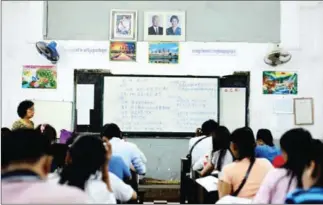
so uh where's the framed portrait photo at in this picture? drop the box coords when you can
[144,10,186,42]
[110,9,138,41]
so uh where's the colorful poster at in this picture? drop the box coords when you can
[262,71,298,95]
[22,65,57,89]
[148,42,179,64]
[110,41,136,62]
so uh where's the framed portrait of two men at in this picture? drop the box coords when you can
[143,10,186,42]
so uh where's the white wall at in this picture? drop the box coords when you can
[2,1,323,139]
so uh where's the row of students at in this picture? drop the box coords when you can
[188,120,323,204]
[1,127,141,203]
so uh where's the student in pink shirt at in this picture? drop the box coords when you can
[253,128,313,204]
[1,129,88,204]
[218,127,273,199]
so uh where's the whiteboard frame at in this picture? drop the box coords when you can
[101,74,220,137]
[293,97,314,125]
[30,99,74,137]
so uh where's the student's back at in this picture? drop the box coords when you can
[109,155,131,180]
[255,144,281,163]
[2,178,87,204]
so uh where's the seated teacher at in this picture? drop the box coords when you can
[12,100,35,130]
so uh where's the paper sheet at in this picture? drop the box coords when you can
[77,109,90,125]
[216,195,252,204]
[76,84,94,109]
[273,98,293,114]
[294,98,313,124]
[195,176,218,192]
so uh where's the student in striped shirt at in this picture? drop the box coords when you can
[101,123,146,175]
[285,139,323,204]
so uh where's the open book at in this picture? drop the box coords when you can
[195,175,218,192]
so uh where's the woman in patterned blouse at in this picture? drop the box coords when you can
[12,100,35,130]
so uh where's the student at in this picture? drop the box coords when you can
[109,154,131,180]
[218,127,273,199]
[101,123,146,175]
[1,129,87,203]
[35,124,57,144]
[285,139,323,204]
[12,100,35,130]
[48,143,68,175]
[58,135,116,204]
[253,128,313,204]
[56,134,137,203]
[255,129,281,163]
[1,127,11,137]
[188,119,219,168]
[194,126,233,175]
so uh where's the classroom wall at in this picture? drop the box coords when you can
[2,1,323,180]
[45,1,280,42]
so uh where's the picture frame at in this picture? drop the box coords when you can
[109,41,137,62]
[144,10,186,42]
[293,97,314,125]
[148,42,180,64]
[110,9,138,41]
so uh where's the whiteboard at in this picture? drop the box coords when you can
[219,88,246,132]
[103,76,219,133]
[32,100,73,135]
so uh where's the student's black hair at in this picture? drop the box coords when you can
[35,124,57,144]
[280,128,313,187]
[59,135,106,190]
[201,119,219,136]
[2,129,51,167]
[1,127,11,137]
[256,128,274,147]
[230,127,256,161]
[17,100,34,118]
[49,143,68,170]
[100,123,122,140]
[306,139,323,187]
[212,126,231,171]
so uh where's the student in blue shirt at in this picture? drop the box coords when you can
[286,139,323,204]
[255,129,281,163]
[109,155,131,180]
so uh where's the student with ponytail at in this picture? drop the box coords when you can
[35,124,57,144]
[285,139,323,204]
[218,127,273,199]
[58,135,116,203]
[254,128,313,204]
[196,126,233,176]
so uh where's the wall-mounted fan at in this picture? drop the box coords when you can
[35,41,59,64]
[264,44,292,67]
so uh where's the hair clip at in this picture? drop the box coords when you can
[40,124,46,133]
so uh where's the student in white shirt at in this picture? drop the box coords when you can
[58,135,116,204]
[124,139,147,164]
[194,126,234,175]
[101,123,146,175]
[188,119,219,168]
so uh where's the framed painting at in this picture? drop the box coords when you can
[110,9,137,41]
